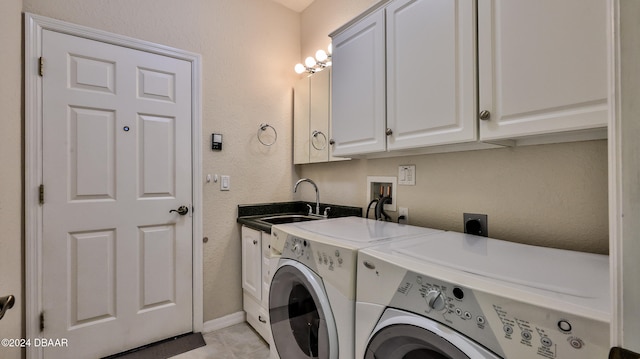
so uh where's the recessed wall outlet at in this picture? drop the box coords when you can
[464,213,488,237]
[398,207,409,224]
[367,176,397,212]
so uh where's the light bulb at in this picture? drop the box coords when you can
[327,43,332,55]
[305,56,317,68]
[294,63,306,74]
[315,49,328,62]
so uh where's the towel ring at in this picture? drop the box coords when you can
[258,123,277,146]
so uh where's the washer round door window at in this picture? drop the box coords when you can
[269,259,338,359]
[365,309,501,359]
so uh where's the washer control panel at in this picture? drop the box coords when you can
[388,270,609,359]
[271,227,357,299]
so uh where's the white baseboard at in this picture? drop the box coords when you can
[201,311,246,333]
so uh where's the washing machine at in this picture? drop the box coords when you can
[355,231,610,359]
[268,217,444,359]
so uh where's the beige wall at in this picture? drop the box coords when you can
[21,0,300,324]
[300,0,378,58]
[0,0,25,358]
[298,0,609,255]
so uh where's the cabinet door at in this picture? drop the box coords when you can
[293,76,310,164]
[331,8,387,156]
[387,0,476,150]
[260,231,271,308]
[241,226,261,300]
[478,0,608,141]
[310,69,331,163]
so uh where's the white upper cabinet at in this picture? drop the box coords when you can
[386,0,476,151]
[294,69,346,163]
[331,6,387,157]
[309,69,331,163]
[478,0,608,142]
[293,75,311,164]
[330,0,608,158]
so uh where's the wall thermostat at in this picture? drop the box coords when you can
[212,133,222,151]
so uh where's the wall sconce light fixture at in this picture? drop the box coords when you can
[295,43,332,74]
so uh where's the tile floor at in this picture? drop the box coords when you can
[171,322,270,359]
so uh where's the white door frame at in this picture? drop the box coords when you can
[24,13,203,359]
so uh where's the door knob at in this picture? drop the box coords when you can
[0,295,15,320]
[170,206,189,215]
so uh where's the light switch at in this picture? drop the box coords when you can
[221,175,230,191]
[399,165,416,185]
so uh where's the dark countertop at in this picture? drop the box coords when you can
[237,201,362,233]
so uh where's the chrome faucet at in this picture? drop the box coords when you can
[294,178,321,216]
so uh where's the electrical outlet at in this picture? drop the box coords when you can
[464,213,488,237]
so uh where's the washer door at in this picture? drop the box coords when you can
[365,308,501,359]
[269,259,338,359]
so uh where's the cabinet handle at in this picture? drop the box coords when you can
[258,315,267,323]
[311,130,327,150]
[253,240,258,245]
[329,139,335,145]
[479,110,491,121]
[385,128,393,136]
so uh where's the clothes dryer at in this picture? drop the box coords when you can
[356,232,610,359]
[268,217,444,359]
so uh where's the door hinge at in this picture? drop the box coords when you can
[39,184,44,205]
[38,57,44,77]
[40,311,44,332]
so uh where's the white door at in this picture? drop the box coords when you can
[331,7,386,157]
[41,29,193,358]
[386,0,476,150]
[309,69,330,163]
[241,226,262,301]
[478,0,608,141]
[293,76,310,164]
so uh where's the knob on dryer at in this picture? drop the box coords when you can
[425,290,446,311]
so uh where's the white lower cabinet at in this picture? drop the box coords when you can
[241,226,273,343]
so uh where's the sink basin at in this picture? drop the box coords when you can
[259,214,322,225]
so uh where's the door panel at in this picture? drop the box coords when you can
[69,107,116,200]
[139,225,176,309]
[41,29,193,358]
[69,230,116,327]
[138,115,176,197]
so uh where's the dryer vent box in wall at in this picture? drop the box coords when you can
[367,176,397,212]
[464,213,488,237]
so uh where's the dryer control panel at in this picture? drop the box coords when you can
[388,271,609,359]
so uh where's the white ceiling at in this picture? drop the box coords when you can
[269,0,315,12]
